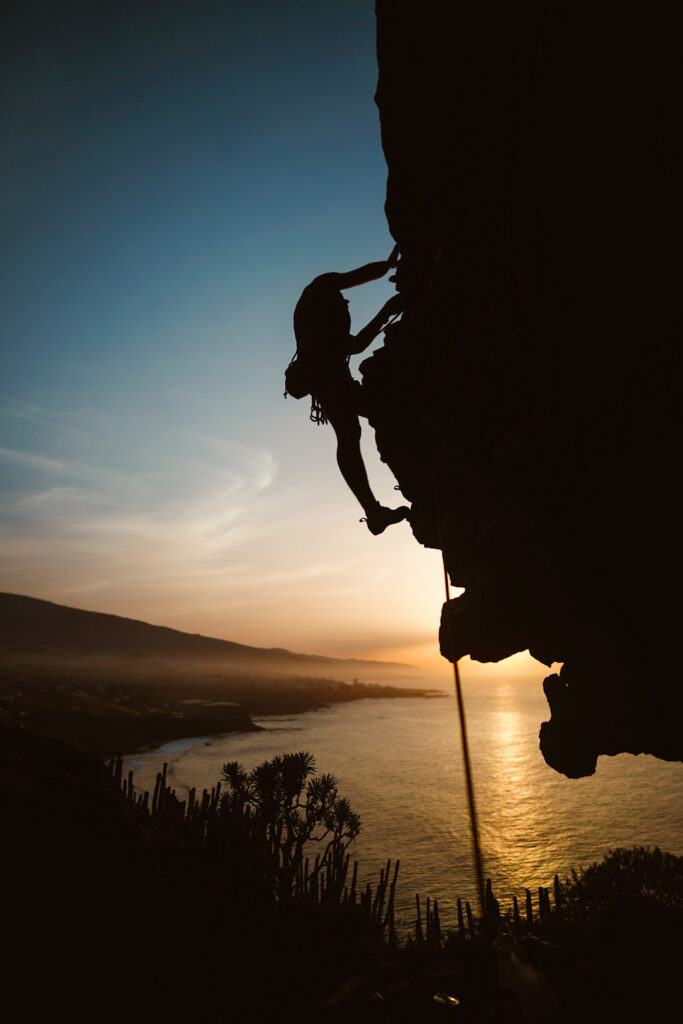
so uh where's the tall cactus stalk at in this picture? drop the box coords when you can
[554,874,563,914]
[465,900,475,941]
[457,897,465,940]
[349,860,358,905]
[415,893,424,945]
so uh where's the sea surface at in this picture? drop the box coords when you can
[126,677,683,930]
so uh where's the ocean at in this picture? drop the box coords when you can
[125,676,683,930]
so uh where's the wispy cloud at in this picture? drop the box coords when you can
[0,447,65,473]
[0,400,443,667]
[1,398,91,442]
[0,407,284,598]
[189,432,277,492]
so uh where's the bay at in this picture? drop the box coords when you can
[126,677,683,930]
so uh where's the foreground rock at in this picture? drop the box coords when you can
[368,1,682,775]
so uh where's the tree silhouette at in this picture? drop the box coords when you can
[220,751,361,902]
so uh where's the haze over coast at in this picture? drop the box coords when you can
[0,592,439,755]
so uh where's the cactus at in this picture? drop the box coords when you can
[457,896,465,939]
[465,900,475,941]
[349,860,358,905]
[432,898,441,949]
[554,873,563,914]
[415,893,425,945]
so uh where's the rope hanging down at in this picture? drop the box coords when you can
[441,555,486,916]
[432,483,486,917]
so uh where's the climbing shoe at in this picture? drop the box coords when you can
[362,504,410,536]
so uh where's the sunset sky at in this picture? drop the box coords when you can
[2,1,538,684]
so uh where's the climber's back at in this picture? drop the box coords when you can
[293,273,351,359]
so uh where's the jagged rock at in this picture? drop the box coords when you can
[367,1,682,776]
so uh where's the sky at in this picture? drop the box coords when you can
[1,1,541,685]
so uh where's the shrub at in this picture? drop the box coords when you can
[563,846,683,911]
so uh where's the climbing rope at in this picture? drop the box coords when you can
[440,554,486,917]
[433,485,486,917]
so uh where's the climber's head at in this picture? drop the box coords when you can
[331,289,351,332]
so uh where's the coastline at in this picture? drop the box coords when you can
[0,654,444,757]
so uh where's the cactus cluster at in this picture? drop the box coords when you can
[108,751,398,944]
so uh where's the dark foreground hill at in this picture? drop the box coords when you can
[0,592,418,680]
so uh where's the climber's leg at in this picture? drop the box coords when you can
[325,401,376,513]
[324,399,410,535]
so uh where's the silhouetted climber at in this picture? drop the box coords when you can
[287,247,410,535]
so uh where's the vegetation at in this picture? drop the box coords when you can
[116,749,683,943]
[220,752,361,902]
[113,748,401,946]
[563,845,683,911]
[6,718,682,1022]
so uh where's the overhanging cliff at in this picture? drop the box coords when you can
[365,1,682,777]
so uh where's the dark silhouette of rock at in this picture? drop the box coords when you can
[367,2,682,776]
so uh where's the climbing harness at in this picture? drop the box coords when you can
[283,351,328,425]
[287,310,402,428]
[309,396,328,425]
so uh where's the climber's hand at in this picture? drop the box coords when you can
[382,294,403,318]
[386,244,400,268]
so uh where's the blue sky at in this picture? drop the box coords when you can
[1,1,538,684]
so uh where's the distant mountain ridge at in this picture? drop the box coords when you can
[0,593,418,681]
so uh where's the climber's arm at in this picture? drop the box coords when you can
[346,294,402,354]
[335,261,390,290]
[335,245,400,290]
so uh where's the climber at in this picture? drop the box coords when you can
[289,246,410,535]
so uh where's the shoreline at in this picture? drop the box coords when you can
[122,689,448,759]
[0,656,445,758]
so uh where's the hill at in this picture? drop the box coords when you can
[0,592,418,682]
[0,593,437,754]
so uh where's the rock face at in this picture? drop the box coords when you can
[366,1,682,776]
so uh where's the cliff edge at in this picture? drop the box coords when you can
[366,1,682,776]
